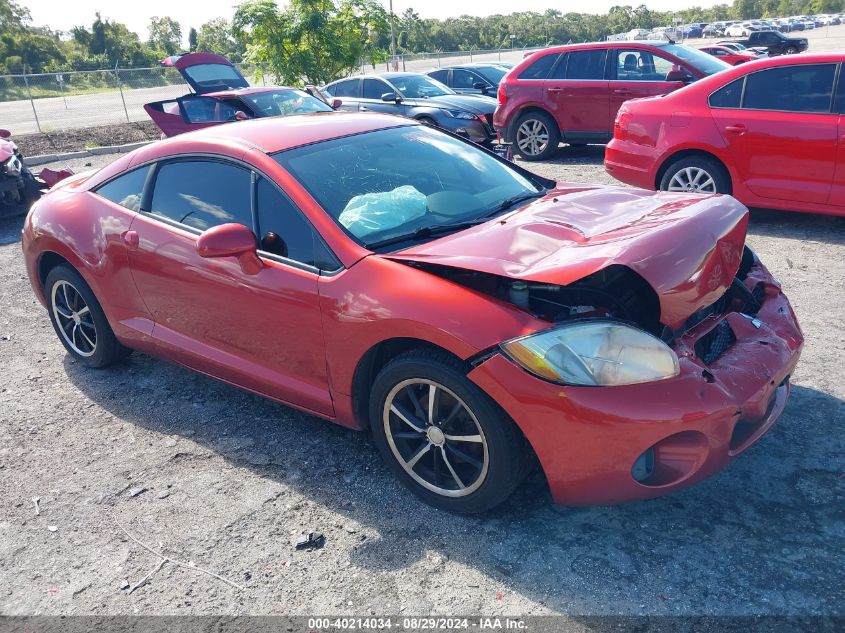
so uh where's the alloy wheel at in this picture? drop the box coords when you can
[516,119,550,157]
[383,378,489,498]
[667,167,717,193]
[51,280,97,357]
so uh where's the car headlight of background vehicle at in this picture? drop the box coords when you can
[501,321,680,386]
[442,109,477,120]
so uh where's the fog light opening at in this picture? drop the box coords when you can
[631,447,655,483]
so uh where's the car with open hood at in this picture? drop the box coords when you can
[143,52,338,137]
[323,73,497,145]
[22,113,802,512]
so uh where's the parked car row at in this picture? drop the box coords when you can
[614,13,844,40]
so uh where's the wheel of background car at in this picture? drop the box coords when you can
[784,46,798,54]
[514,111,559,161]
[660,156,731,195]
[45,265,131,368]
[369,349,527,513]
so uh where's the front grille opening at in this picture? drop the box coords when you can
[695,320,736,365]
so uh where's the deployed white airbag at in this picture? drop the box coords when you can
[338,185,427,237]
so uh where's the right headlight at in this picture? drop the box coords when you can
[501,321,680,387]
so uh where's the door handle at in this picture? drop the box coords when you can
[360,106,369,111]
[547,87,564,93]
[612,89,632,95]
[725,124,747,135]
[122,230,139,250]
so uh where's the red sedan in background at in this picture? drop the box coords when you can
[699,45,758,66]
[606,54,845,217]
[22,114,802,512]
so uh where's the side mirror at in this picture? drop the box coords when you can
[234,111,250,121]
[666,70,694,83]
[473,81,489,94]
[196,223,262,275]
[331,98,342,109]
[381,92,401,103]
[0,129,10,139]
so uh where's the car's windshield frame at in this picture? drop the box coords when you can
[271,125,552,252]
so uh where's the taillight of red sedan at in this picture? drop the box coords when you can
[497,82,507,106]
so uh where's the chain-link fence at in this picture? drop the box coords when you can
[0,64,268,136]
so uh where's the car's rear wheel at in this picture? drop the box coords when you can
[369,349,527,513]
[513,111,559,161]
[45,264,131,368]
[659,156,730,195]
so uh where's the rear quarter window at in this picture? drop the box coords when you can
[709,78,744,108]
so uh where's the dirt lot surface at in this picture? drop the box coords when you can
[15,121,159,157]
[0,149,843,623]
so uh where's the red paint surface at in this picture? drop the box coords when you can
[605,53,845,216]
[22,114,803,505]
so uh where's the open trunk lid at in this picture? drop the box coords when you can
[162,53,249,94]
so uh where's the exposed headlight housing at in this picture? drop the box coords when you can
[501,321,680,386]
[442,109,477,120]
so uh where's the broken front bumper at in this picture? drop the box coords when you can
[468,259,803,506]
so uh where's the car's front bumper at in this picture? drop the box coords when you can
[437,115,496,145]
[468,260,803,506]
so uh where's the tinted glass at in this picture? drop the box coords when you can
[548,53,569,80]
[656,44,731,76]
[363,78,391,99]
[834,71,845,113]
[389,75,452,98]
[743,64,835,113]
[181,96,241,123]
[181,63,248,90]
[150,161,252,231]
[475,65,507,84]
[256,177,316,266]
[452,69,483,89]
[518,53,559,80]
[428,69,448,83]
[614,50,676,81]
[709,78,744,108]
[240,89,332,115]
[566,49,607,80]
[328,79,358,98]
[273,126,539,248]
[95,165,149,212]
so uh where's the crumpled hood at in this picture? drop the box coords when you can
[406,94,496,114]
[386,184,749,329]
[0,138,17,161]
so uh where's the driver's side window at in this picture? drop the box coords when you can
[149,160,252,232]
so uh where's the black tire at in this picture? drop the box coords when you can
[21,169,42,206]
[659,155,731,195]
[44,264,131,368]
[512,110,560,161]
[369,349,528,513]
[784,46,798,54]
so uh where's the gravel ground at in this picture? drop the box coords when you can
[0,150,843,622]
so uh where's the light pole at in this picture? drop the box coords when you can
[389,0,397,70]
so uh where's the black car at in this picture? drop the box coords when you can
[426,63,510,96]
[323,73,497,144]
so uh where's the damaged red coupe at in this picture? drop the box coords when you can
[22,114,803,512]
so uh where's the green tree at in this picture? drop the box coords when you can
[188,27,198,51]
[196,17,244,60]
[148,16,182,56]
[233,0,389,85]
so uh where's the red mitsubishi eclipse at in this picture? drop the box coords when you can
[22,114,802,512]
[606,54,845,217]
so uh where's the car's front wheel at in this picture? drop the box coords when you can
[784,46,798,54]
[369,349,528,513]
[513,111,560,161]
[659,156,731,195]
[45,264,131,368]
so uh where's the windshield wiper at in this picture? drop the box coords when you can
[477,190,546,220]
[366,220,481,250]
